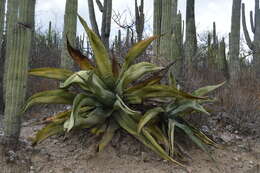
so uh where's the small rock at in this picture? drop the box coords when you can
[249,160,254,165]
[233,157,239,161]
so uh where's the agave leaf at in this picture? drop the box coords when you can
[168,71,177,88]
[120,36,158,75]
[168,101,210,117]
[78,15,114,87]
[60,70,92,90]
[29,68,73,81]
[192,81,225,96]
[137,107,164,133]
[90,123,107,135]
[23,89,75,112]
[174,120,213,159]
[113,95,140,116]
[117,62,163,94]
[146,126,170,150]
[74,107,113,129]
[113,111,185,168]
[126,85,206,104]
[67,36,95,70]
[98,119,119,152]
[126,75,162,93]
[64,93,100,132]
[168,119,176,156]
[141,128,185,167]
[32,121,64,145]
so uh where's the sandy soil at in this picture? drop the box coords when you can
[1,114,260,173]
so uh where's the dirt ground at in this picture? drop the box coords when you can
[0,113,260,173]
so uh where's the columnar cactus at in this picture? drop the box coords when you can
[48,21,52,47]
[3,0,35,147]
[135,0,144,41]
[0,0,6,112]
[184,0,197,68]
[242,0,260,73]
[217,38,229,79]
[3,0,18,110]
[88,0,112,49]
[159,0,175,61]
[153,0,162,56]
[229,0,241,83]
[60,0,78,70]
[0,0,6,56]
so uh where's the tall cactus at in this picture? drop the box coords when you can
[242,0,260,73]
[3,0,35,147]
[135,0,144,41]
[60,0,78,70]
[88,0,112,49]
[229,0,241,83]
[184,0,197,68]
[153,0,162,57]
[0,0,6,113]
[3,0,18,113]
[48,21,52,47]
[0,0,6,56]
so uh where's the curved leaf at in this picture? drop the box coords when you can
[74,107,113,129]
[29,68,73,81]
[168,101,210,117]
[23,89,75,112]
[192,82,225,96]
[117,62,163,94]
[126,85,206,104]
[67,37,95,70]
[32,121,64,145]
[120,36,158,74]
[60,70,92,90]
[137,107,164,133]
[98,119,119,152]
[78,15,114,87]
[64,93,100,132]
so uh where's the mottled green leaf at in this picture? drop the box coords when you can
[29,68,73,81]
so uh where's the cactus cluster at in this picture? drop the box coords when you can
[242,0,260,74]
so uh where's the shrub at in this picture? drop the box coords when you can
[23,15,224,168]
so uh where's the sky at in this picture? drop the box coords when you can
[35,0,255,40]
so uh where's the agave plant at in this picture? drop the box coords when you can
[23,15,224,168]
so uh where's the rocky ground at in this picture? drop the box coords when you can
[0,112,260,173]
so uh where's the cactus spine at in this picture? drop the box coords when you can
[242,0,260,73]
[3,0,35,146]
[60,0,78,70]
[229,0,241,83]
[185,0,197,68]
[135,0,144,41]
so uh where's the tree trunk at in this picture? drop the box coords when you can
[229,0,241,83]
[60,0,78,70]
[3,0,35,148]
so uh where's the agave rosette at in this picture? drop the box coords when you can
[23,15,225,167]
